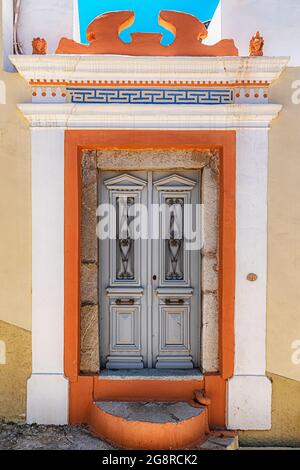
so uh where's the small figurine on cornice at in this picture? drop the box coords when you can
[249,31,264,56]
[32,37,48,55]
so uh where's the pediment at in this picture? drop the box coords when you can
[104,173,147,191]
[154,174,196,192]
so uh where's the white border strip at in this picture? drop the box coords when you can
[227,129,272,430]
[27,129,68,425]
[18,103,282,129]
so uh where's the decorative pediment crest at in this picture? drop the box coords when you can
[104,173,147,191]
[154,174,196,192]
[56,10,238,57]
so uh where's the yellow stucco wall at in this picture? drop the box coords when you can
[0,0,31,332]
[0,70,31,332]
[236,67,300,446]
[0,321,31,420]
[268,68,300,382]
[0,1,32,420]
[239,373,300,447]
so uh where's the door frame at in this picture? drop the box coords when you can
[64,129,236,428]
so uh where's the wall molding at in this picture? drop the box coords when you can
[10,55,289,85]
[18,103,282,129]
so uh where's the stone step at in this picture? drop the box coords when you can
[88,401,209,450]
[197,433,239,451]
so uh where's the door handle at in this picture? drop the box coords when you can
[116,299,135,306]
[165,299,184,305]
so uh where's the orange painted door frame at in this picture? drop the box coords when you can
[64,130,236,428]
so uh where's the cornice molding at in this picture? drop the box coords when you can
[17,103,283,129]
[10,55,289,86]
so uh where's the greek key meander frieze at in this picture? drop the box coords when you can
[67,88,234,105]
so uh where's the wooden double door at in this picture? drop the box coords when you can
[100,170,201,370]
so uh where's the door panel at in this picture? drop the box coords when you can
[100,170,201,370]
[152,172,200,369]
[100,171,148,369]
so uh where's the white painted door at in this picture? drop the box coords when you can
[100,171,201,370]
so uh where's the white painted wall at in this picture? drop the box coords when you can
[27,128,68,425]
[203,1,221,46]
[228,375,272,430]
[17,0,79,54]
[1,0,14,71]
[215,0,298,65]
[227,128,272,430]
[234,129,268,376]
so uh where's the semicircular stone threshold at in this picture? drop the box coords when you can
[88,401,209,450]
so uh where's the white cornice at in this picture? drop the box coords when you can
[17,103,282,129]
[10,55,289,85]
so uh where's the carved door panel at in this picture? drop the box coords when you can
[100,171,148,370]
[100,171,200,370]
[152,172,201,369]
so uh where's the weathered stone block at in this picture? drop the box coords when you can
[202,292,219,372]
[81,153,98,263]
[80,263,98,305]
[202,255,218,293]
[97,149,214,171]
[202,165,219,255]
[80,305,100,373]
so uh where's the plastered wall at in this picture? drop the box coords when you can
[268,68,300,382]
[211,0,300,66]
[0,321,31,420]
[209,0,300,442]
[0,0,32,419]
[17,0,80,55]
[0,0,79,422]
[239,373,300,447]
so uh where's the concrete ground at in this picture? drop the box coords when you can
[0,421,237,450]
[2,422,296,451]
[0,421,115,450]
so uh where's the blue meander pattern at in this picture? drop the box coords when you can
[67,88,234,105]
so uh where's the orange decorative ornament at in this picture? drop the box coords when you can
[32,37,48,55]
[56,10,238,57]
[249,31,264,56]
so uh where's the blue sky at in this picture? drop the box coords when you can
[78,0,220,45]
